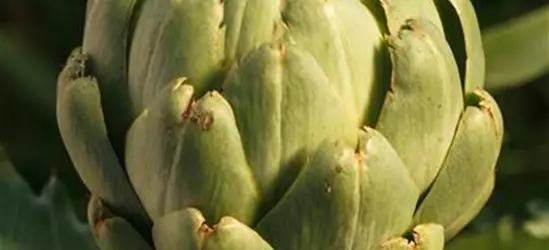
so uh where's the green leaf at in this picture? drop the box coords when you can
[0,146,97,250]
[447,217,549,250]
[483,5,549,90]
[0,31,57,115]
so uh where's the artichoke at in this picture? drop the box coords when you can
[56,0,504,249]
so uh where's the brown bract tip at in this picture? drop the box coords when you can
[181,100,196,121]
[193,110,215,131]
[335,164,343,174]
[278,43,286,59]
[90,198,114,232]
[197,222,214,237]
[62,48,90,82]
[324,180,332,194]
[354,151,365,165]
[403,19,428,38]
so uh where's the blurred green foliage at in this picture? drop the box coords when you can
[0,0,548,249]
[483,5,549,90]
[0,144,97,250]
[448,216,549,250]
[0,0,88,217]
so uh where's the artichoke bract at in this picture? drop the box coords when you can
[56,0,503,249]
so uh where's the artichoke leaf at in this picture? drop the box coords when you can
[225,43,358,214]
[153,208,273,250]
[125,78,194,220]
[434,0,485,93]
[152,208,206,250]
[139,0,225,108]
[56,61,149,230]
[277,44,358,203]
[165,91,260,226]
[201,217,273,250]
[444,175,495,240]
[331,0,388,126]
[88,196,152,250]
[414,90,503,239]
[128,0,169,111]
[223,0,282,63]
[352,128,420,250]
[378,0,444,36]
[223,44,283,199]
[380,224,445,250]
[278,43,358,168]
[82,0,138,152]
[375,18,463,192]
[255,139,360,250]
[94,218,152,250]
[281,0,356,120]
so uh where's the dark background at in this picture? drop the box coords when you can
[1,0,548,248]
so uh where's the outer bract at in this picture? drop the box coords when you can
[56,0,503,249]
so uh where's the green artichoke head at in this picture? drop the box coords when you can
[56,0,503,249]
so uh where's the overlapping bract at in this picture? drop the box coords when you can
[56,0,503,249]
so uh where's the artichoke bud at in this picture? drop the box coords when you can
[56,0,502,249]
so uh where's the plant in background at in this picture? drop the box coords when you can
[55,0,503,249]
[0,144,96,250]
